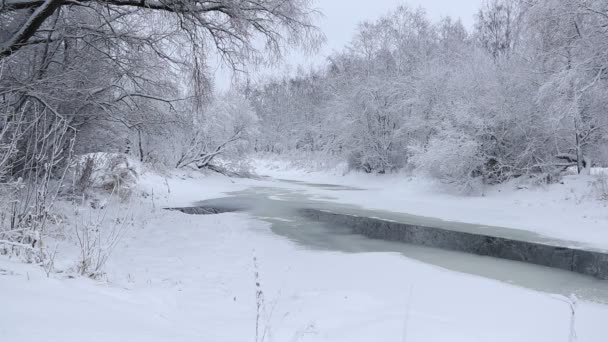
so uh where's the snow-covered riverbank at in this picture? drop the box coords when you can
[2,168,608,341]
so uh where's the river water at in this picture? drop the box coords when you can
[193,179,608,303]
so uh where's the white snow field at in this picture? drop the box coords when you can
[2,167,608,342]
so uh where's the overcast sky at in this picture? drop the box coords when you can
[214,0,483,89]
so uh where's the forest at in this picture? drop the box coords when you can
[249,1,608,191]
[2,1,607,194]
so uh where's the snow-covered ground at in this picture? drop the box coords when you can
[253,158,608,251]
[2,166,608,341]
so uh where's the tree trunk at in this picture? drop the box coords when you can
[137,129,144,163]
[575,130,583,174]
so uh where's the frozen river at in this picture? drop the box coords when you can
[190,179,608,303]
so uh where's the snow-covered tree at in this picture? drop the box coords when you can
[248,1,608,185]
[176,91,258,169]
[526,0,608,174]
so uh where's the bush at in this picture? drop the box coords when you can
[413,133,484,193]
[592,171,608,201]
[347,151,372,173]
[73,205,132,279]
[72,153,139,201]
[346,147,407,174]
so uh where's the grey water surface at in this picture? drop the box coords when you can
[191,179,608,303]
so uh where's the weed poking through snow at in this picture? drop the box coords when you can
[253,252,267,342]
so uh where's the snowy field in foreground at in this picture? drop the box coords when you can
[2,169,608,341]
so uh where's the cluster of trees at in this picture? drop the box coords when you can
[0,0,319,257]
[1,0,607,200]
[0,0,321,174]
[249,0,608,189]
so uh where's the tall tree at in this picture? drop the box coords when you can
[0,0,322,177]
[475,0,522,59]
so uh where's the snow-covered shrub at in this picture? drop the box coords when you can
[344,117,408,173]
[73,205,132,279]
[592,171,608,201]
[74,156,95,196]
[72,153,139,201]
[413,133,484,193]
[0,119,73,264]
[596,145,608,169]
[346,151,372,173]
[341,77,409,174]
[0,180,42,262]
[175,91,259,169]
[210,157,257,177]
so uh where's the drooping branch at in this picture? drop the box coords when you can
[0,0,63,59]
[2,0,227,13]
[1,0,321,65]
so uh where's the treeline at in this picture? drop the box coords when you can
[0,0,321,175]
[249,0,608,188]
